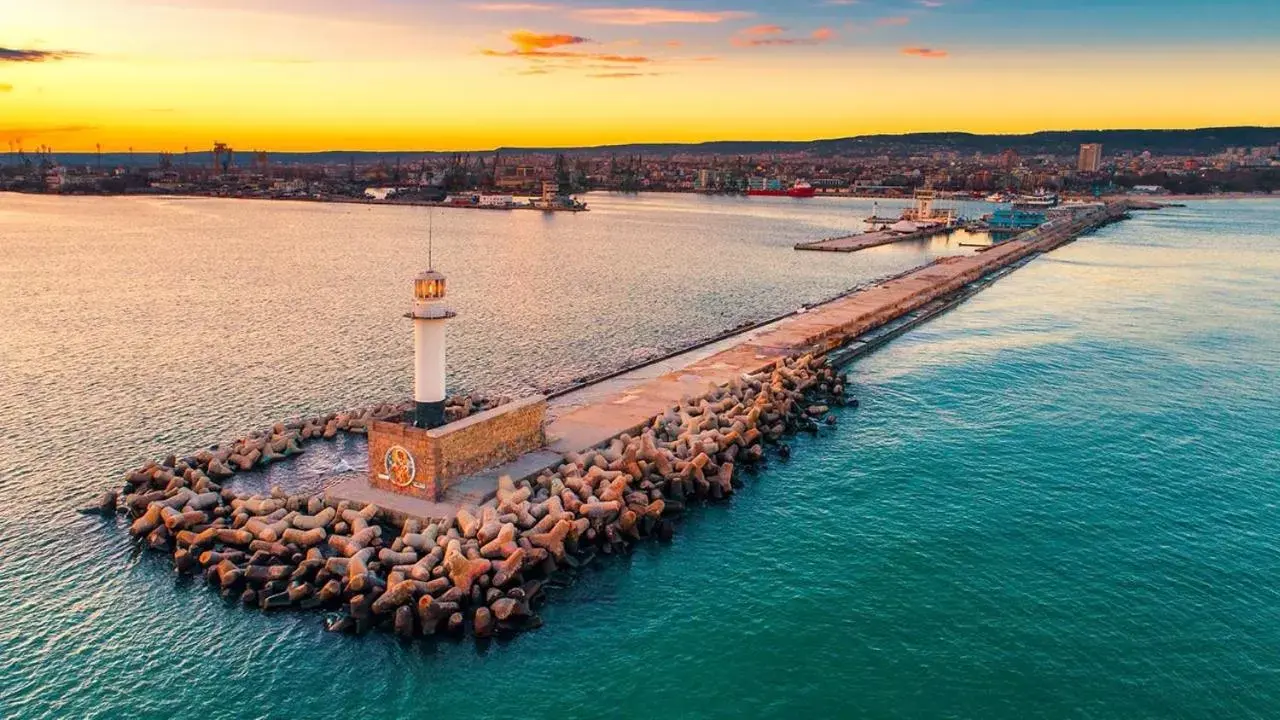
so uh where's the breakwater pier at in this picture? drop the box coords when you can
[98,201,1131,642]
[793,223,956,253]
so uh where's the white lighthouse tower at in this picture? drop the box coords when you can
[409,264,454,429]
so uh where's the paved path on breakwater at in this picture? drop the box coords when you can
[330,202,1127,518]
[544,203,1125,454]
[794,224,954,253]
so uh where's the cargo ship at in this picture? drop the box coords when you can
[747,179,816,198]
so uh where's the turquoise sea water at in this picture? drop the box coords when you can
[1,195,1278,718]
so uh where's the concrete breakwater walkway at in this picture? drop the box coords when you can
[793,223,955,253]
[339,201,1127,520]
[333,201,1126,523]
[541,203,1126,458]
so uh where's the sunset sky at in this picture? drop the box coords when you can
[2,0,1278,151]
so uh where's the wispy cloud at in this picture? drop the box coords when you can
[481,29,652,66]
[0,47,86,63]
[917,0,944,6]
[732,26,835,47]
[483,47,651,62]
[0,124,97,142]
[741,24,786,37]
[901,46,947,58]
[467,2,559,9]
[875,16,910,26]
[588,71,663,79]
[508,29,589,51]
[572,7,753,25]
[823,0,859,5]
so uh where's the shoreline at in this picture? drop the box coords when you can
[1105,192,1277,201]
[5,188,1276,210]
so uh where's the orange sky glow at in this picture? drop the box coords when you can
[1,0,1278,151]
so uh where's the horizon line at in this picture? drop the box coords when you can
[15,125,1279,156]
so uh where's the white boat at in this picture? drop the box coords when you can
[1013,191,1059,208]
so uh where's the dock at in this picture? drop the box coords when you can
[793,223,955,253]
[327,202,1128,520]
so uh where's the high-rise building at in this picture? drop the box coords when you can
[1078,143,1103,173]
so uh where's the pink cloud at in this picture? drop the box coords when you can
[589,71,663,78]
[572,7,754,25]
[507,29,589,51]
[732,25,836,47]
[875,16,910,26]
[467,2,558,10]
[482,30,654,66]
[901,46,947,58]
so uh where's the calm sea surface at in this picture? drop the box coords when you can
[1,193,1277,718]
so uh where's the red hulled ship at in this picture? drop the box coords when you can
[747,180,816,198]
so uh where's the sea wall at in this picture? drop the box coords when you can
[431,395,547,488]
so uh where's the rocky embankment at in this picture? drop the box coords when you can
[94,354,851,640]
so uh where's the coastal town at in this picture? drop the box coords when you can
[3,131,1277,207]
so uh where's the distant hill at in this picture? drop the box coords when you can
[23,127,1280,167]
[502,127,1280,158]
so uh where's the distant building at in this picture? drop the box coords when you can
[747,177,783,192]
[694,169,720,191]
[1078,143,1103,173]
[478,194,514,207]
[809,178,846,189]
[495,164,541,192]
[541,180,559,203]
[1000,148,1020,170]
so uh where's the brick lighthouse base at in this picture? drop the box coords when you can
[365,395,547,501]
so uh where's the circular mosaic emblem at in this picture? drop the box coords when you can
[384,445,416,488]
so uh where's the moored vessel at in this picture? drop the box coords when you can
[1013,190,1059,209]
[747,180,816,198]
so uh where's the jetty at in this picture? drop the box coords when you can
[795,186,959,253]
[331,200,1128,521]
[535,202,1123,460]
[102,200,1131,642]
[792,223,955,253]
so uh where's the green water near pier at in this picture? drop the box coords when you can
[1,195,1277,718]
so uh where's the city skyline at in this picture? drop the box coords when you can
[3,0,1279,151]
